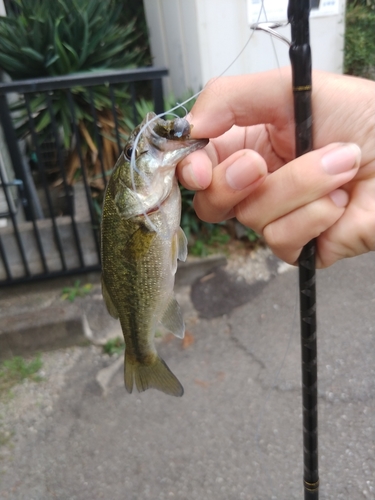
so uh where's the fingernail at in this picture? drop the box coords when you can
[321,143,361,175]
[329,189,349,208]
[226,154,262,190]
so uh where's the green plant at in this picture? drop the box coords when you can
[0,0,147,79]
[103,337,125,356]
[347,0,375,8]
[61,280,92,302]
[0,355,43,397]
[244,228,261,243]
[121,90,198,133]
[0,0,151,187]
[344,2,375,79]
[180,186,213,241]
[116,0,151,56]
[189,239,210,257]
[189,225,231,257]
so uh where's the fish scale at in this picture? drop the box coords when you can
[101,113,208,396]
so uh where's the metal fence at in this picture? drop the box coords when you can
[0,67,168,285]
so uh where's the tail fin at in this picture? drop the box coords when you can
[124,351,184,397]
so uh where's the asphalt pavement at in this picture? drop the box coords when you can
[0,251,374,500]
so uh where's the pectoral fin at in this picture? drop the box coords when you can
[160,295,185,339]
[177,226,188,262]
[171,227,188,274]
[101,276,119,319]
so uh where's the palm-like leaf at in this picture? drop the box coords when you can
[0,0,150,173]
[0,0,148,78]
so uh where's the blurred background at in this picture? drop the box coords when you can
[0,1,374,499]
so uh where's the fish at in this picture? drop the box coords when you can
[101,112,208,397]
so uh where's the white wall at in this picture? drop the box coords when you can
[143,0,346,98]
[143,0,202,97]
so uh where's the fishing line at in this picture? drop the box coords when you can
[254,270,300,499]
[127,1,268,238]
[128,4,298,453]
[243,4,299,495]
[128,111,184,240]
[128,2,298,489]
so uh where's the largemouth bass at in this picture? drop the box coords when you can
[101,112,208,397]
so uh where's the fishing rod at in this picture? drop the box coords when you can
[288,2,319,498]
[252,1,318,498]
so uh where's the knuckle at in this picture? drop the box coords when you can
[263,222,284,251]
[234,201,263,235]
[193,194,224,223]
[358,210,375,252]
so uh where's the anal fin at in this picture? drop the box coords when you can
[160,295,185,339]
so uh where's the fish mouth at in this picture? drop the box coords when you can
[133,114,208,216]
[147,115,209,157]
[152,116,193,141]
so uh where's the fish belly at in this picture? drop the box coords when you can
[101,185,184,396]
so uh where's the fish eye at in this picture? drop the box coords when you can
[124,145,134,161]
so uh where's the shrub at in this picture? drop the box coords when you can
[0,0,152,192]
[0,0,148,79]
[344,1,375,79]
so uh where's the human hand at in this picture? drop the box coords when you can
[177,68,375,268]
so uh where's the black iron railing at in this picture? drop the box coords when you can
[0,67,168,285]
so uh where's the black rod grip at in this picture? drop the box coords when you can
[288,1,319,499]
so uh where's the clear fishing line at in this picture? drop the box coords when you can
[127,0,268,238]
[253,274,300,499]
[127,2,298,492]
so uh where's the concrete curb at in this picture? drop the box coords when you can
[0,306,90,360]
[0,255,227,359]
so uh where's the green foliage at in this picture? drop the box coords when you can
[61,280,93,302]
[344,2,375,79]
[244,227,260,243]
[0,0,150,149]
[115,0,151,61]
[0,355,42,397]
[180,185,216,242]
[189,225,231,257]
[103,337,125,356]
[347,0,375,7]
[122,90,197,132]
[0,0,147,79]
[12,84,131,150]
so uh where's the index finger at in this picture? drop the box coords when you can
[188,67,293,139]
